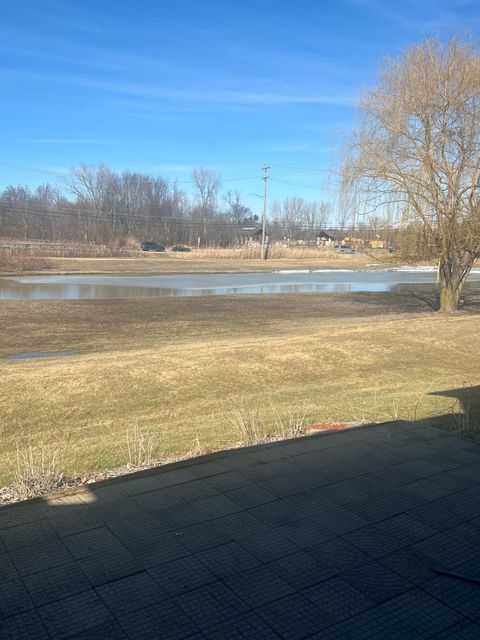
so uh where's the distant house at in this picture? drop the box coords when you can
[316,230,336,246]
[239,227,264,244]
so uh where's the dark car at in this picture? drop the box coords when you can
[335,245,355,254]
[170,245,191,252]
[140,241,165,252]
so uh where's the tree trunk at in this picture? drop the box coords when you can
[438,257,467,313]
[439,281,461,313]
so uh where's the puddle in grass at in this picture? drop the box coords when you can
[5,350,79,361]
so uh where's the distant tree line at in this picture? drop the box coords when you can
[0,164,340,247]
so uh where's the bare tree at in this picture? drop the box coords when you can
[191,167,221,211]
[342,38,480,311]
[224,190,256,225]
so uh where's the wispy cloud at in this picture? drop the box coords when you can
[0,67,356,108]
[29,138,104,145]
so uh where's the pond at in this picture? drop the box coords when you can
[1,268,480,300]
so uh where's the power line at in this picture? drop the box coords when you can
[270,177,326,191]
[273,164,332,175]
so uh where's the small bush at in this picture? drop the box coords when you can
[119,423,163,468]
[10,441,67,500]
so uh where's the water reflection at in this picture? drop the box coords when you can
[0,272,479,300]
[6,350,79,361]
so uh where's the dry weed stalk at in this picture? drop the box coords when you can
[12,440,66,500]
[120,423,163,468]
[224,398,310,446]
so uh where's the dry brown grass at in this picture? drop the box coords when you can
[1,291,479,486]
[187,244,337,260]
[0,249,52,273]
[30,249,375,275]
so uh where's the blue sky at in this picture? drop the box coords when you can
[0,0,478,212]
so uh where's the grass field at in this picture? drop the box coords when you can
[1,290,480,487]
[26,249,379,275]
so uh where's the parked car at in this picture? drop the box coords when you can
[140,241,165,252]
[335,245,355,254]
[170,245,191,252]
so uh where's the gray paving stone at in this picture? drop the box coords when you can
[48,508,106,537]
[413,532,480,570]
[407,501,468,531]
[0,611,50,640]
[379,546,438,585]
[38,589,114,640]
[162,494,242,529]
[10,539,73,576]
[174,581,249,631]
[428,470,478,493]
[173,520,232,552]
[239,459,297,482]
[227,483,277,507]
[303,576,375,622]
[148,554,217,595]
[430,620,480,639]
[78,546,143,586]
[344,524,407,558]
[157,478,219,504]
[97,571,166,615]
[314,587,463,640]
[404,477,456,501]
[23,561,92,606]
[69,620,130,638]
[342,474,397,497]
[371,464,424,486]
[0,519,59,551]
[224,564,296,607]
[248,499,299,527]
[442,486,480,519]
[116,597,200,640]
[0,503,49,530]
[203,611,281,639]
[345,492,424,523]
[257,472,315,497]
[313,479,369,505]
[89,497,146,523]
[197,541,260,578]
[276,515,335,548]
[280,491,333,519]
[239,528,300,563]
[341,560,414,603]
[306,536,370,572]
[64,526,125,559]
[213,510,271,540]
[205,470,253,492]
[129,531,191,568]
[107,513,167,545]
[268,550,338,589]
[314,505,369,535]
[257,592,333,640]
[423,574,480,623]
[0,552,19,582]
[0,576,35,618]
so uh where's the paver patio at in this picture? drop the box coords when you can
[2,420,480,639]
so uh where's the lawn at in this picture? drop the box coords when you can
[1,290,479,486]
[32,249,377,275]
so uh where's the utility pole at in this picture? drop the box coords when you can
[261,164,270,260]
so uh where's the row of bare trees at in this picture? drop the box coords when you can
[0,165,262,246]
[0,165,340,246]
